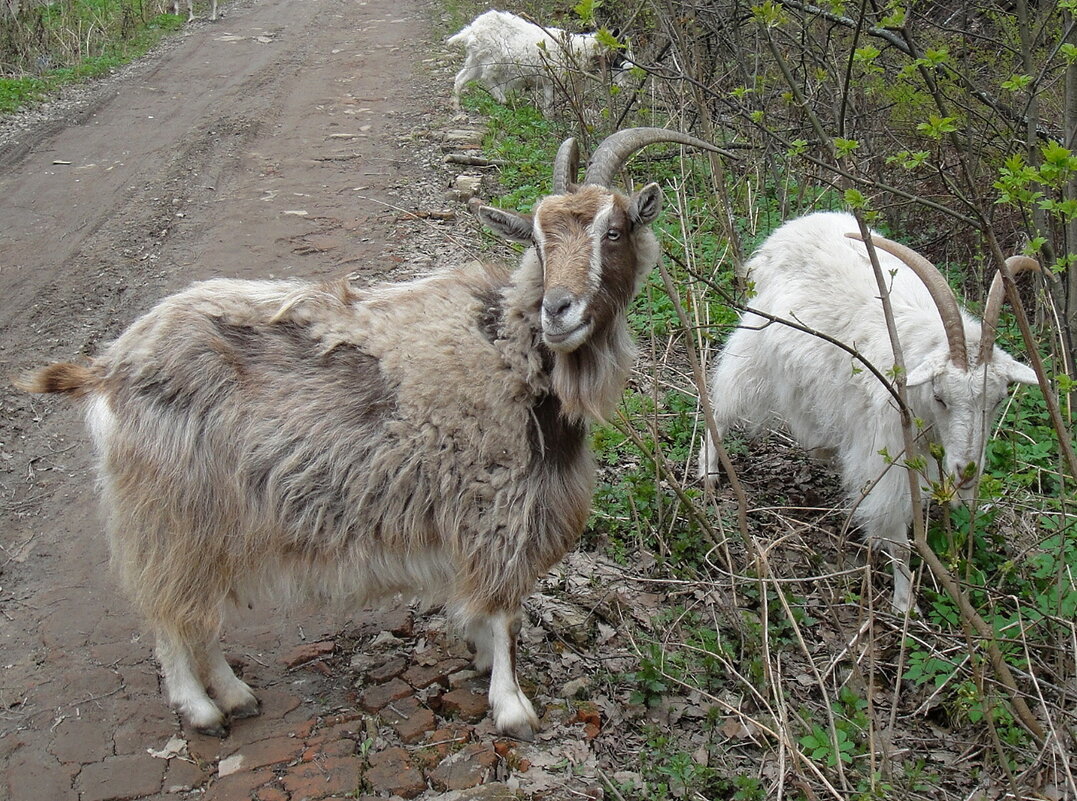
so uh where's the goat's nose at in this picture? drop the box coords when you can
[542,288,574,319]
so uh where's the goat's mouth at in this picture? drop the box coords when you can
[543,320,592,352]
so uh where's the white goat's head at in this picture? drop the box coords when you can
[853,233,1039,496]
[478,128,719,353]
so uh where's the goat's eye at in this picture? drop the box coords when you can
[606,228,622,241]
[934,394,948,409]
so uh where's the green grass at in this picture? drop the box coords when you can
[0,1,186,114]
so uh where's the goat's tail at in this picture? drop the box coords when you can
[446,26,471,46]
[15,362,97,397]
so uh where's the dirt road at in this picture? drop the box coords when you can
[0,0,570,797]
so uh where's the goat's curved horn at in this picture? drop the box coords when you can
[847,232,968,369]
[976,255,1040,365]
[583,127,725,187]
[552,137,580,194]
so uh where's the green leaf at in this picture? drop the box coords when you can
[573,0,598,25]
[751,0,789,27]
[844,187,867,208]
[1001,73,1032,92]
[916,115,960,139]
[834,137,860,157]
[879,2,906,27]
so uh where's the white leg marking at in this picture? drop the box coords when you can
[156,629,226,736]
[484,612,539,740]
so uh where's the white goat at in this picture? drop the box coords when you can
[20,128,719,739]
[698,211,1039,612]
[448,10,631,111]
[172,0,216,22]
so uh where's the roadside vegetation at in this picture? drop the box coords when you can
[443,0,1076,798]
[0,0,189,113]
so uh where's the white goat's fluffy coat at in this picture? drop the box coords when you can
[448,9,626,110]
[699,212,1037,612]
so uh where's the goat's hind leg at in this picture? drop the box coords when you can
[470,610,539,740]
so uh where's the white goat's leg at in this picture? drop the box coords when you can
[185,0,193,22]
[479,611,539,740]
[452,63,480,109]
[208,0,217,21]
[156,628,226,736]
[696,350,755,482]
[878,535,914,614]
[859,481,916,614]
[200,639,259,720]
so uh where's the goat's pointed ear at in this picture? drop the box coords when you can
[629,183,663,226]
[1000,355,1038,386]
[905,361,937,387]
[477,206,534,243]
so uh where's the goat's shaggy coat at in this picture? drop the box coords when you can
[699,212,1038,612]
[18,127,722,738]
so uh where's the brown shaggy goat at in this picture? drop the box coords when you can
[18,128,720,739]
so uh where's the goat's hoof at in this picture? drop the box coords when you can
[497,717,536,742]
[178,700,228,737]
[229,697,261,720]
[493,694,540,741]
[189,716,228,738]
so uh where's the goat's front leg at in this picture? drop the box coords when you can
[156,627,227,736]
[200,638,259,721]
[473,611,539,740]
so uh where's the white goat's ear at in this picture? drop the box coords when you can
[477,206,534,243]
[1002,357,1038,386]
[905,361,937,387]
[629,183,663,226]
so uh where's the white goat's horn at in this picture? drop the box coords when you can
[847,232,968,369]
[976,255,1040,366]
[552,138,580,194]
[583,127,727,187]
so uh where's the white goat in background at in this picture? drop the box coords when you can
[172,0,216,22]
[448,9,632,111]
[19,128,720,740]
[699,211,1039,612]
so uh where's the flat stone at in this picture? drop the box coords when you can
[367,656,408,683]
[281,640,335,668]
[359,677,411,712]
[429,742,499,791]
[163,757,210,793]
[203,767,276,801]
[445,783,524,800]
[413,726,471,770]
[439,687,488,723]
[380,696,437,744]
[77,753,167,801]
[226,735,304,771]
[254,785,289,801]
[280,755,362,798]
[364,747,427,798]
[6,746,80,801]
[404,657,470,689]
[50,714,115,764]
